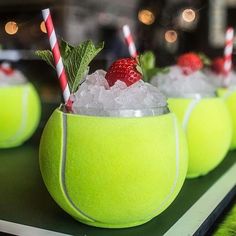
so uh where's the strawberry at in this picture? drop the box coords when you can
[0,63,14,76]
[211,57,226,75]
[0,67,14,75]
[105,58,142,87]
[177,52,203,75]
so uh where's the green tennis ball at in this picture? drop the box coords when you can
[168,97,232,178]
[217,88,236,150]
[0,83,41,148]
[39,109,188,228]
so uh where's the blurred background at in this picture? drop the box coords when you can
[1,0,236,134]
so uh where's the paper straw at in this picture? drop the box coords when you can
[42,8,70,103]
[122,25,138,58]
[224,27,234,76]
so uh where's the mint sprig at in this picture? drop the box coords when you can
[198,52,212,66]
[36,40,104,93]
[35,49,55,69]
[138,51,169,82]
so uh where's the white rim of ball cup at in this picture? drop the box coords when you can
[60,104,170,118]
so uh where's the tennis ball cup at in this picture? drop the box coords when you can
[39,108,188,228]
[217,88,236,150]
[168,96,232,178]
[0,83,41,148]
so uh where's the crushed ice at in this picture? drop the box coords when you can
[0,63,26,87]
[151,65,215,97]
[204,69,236,88]
[71,70,167,116]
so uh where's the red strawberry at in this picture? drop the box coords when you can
[0,67,14,75]
[177,52,203,75]
[211,57,226,75]
[105,58,142,87]
[0,63,14,75]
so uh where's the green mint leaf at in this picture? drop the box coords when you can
[35,50,55,69]
[198,52,212,66]
[157,67,170,74]
[142,67,169,82]
[139,51,157,82]
[146,68,160,81]
[139,51,170,82]
[36,40,104,94]
[140,51,156,70]
[60,39,74,59]
[64,40,104,93]
[147,67,170,79]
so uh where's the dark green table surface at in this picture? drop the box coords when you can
[0,144,235,236]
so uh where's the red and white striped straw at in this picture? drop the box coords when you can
[42,8,70,103]
[122,24,138,58]
[224,27,234,76]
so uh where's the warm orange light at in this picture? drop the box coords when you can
[165,30,178,43]
[138,9,155,25]
[40,21,47,33]
[5,21,18,35]
[182,8,196,23]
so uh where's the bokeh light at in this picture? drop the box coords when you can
[182,8,196,23]
[138,9,155,25]
[165,30,178,43]
[40,21,47,33]
[5,21,18,35]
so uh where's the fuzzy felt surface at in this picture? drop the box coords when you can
[39,110,188,228]
[168,97,232,178]
[218,88,236,150]
[0,83,41,148]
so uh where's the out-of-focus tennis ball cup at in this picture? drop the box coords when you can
[168,94,232,178]
[0,64,41,148]
[218,87,236,149]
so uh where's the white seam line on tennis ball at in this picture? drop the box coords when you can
[6,85,29,143]
[61,113,97,222]
[151,115,180,214]
[182,95,201,131]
